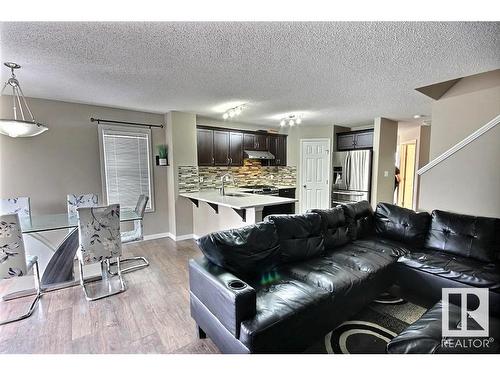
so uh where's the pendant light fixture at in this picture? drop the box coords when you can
[0,62,48,138]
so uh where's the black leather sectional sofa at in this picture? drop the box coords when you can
[189,201,500,353]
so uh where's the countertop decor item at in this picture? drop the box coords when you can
[156,144,169,166]
[0,62,49,138]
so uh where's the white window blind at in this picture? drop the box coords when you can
[99,125,154,210]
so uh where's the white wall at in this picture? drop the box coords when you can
[0,96,169,236]
[418,69,500,217]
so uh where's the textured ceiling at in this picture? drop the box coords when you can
[0,22,499,126]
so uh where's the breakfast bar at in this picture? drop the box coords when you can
[180,190,297,237]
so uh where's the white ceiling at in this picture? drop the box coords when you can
[0,22,499,127]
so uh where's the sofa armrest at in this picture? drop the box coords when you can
[189,257,257,338]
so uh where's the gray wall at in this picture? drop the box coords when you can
[0,96,169,236]
[418,69,500,217]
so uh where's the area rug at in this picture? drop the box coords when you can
[305,292,428,354]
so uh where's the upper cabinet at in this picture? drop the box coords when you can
[197,128,214,166]
[268,135,287,166]
[197,126,286,167]
[213,130,230,166]
[337,129,374,151]
[229,132,244,166]
[243,133,269,151]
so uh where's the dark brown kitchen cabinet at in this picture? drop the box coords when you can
[229,132,243,166]
[213,130,230,165]
[197,128,214,166]
[268,135,287,166]
[243,133,255,151]
[197,125,287,166]
[243,133,268,151]
[255,134,268,151]
[337,129,374,151]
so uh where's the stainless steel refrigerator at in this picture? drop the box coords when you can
[331,150,372,206]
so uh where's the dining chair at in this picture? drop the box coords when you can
[0,197,37,270]
[77,204,126,301]
[109,195,149,275]
[0,213,42,325]
[67,193,98,218]
[0,197,31,219]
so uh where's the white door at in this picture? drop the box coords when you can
[300,139,331,212]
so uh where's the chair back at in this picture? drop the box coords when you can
[77,204,121,265]
[67,193,98,217]
[0,214,28,279]
[134,195,149,218]
[0,197,31,219]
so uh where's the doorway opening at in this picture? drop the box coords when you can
[397,140,417,209]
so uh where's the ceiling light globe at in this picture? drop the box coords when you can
[229,109,235,117]
[222,112,229,120]
[235,107,242,115]
[289,120,295,126]
[296,118,302,124]
[280,119,286,127]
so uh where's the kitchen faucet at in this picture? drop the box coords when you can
[220,173,233,196]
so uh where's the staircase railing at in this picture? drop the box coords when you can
[417,114,500,175]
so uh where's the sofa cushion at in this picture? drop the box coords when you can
[374,203,431,247]
[308,206,350,251]
[239,277,331,353]
[398,249,500,292]
[424,210,500,263]
[341,200,374,240]
[281,242,396,296]
[354,236,417,258]
[387,300,500,354]
[196,222,280,277]
[265,213,324,263]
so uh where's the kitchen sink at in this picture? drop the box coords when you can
[223,193,246,197]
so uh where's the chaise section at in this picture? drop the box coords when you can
[398,250,500,291]
[239,276,331,353]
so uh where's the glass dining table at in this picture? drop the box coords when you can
[3,209,142,301]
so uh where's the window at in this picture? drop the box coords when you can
[98,124,154,211]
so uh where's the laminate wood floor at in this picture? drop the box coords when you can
[0,238,220,354]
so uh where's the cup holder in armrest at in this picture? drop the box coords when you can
[227,280,247,290]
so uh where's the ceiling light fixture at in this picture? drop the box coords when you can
[0,62,48,138]
[222,105,245,120]
[280,114,302,127]
[413,114,424,119]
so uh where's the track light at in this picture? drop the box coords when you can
[222,105,245,120]
[279,114,303,127]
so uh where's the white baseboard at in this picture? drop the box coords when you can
[142,232,171,241]
[142,232,197,242]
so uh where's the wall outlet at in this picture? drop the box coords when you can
[384,171,389,177]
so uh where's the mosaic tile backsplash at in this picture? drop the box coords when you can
[178,159,297,193]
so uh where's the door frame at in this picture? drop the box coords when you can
[299,138,331,213]
[397,139,417,209]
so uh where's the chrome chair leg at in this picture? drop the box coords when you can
[79,258,126,301]
[0,261,42,326]
[107,256,149,275]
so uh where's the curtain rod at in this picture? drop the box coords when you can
[90,117,164,129]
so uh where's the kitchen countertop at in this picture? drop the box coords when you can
[180,190,297,210]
